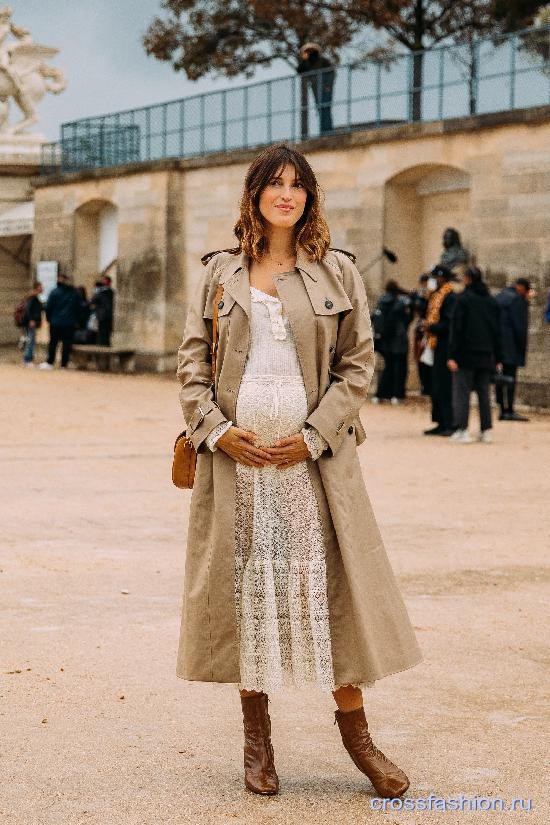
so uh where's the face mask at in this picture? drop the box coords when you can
[427,277,437,292]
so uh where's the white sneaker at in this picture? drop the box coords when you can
[23,362,35,368]
[390,397,401,405]
[370,396,380,404]
[38,362,54,370]
[479,430,492,443]
[452,429,473,444]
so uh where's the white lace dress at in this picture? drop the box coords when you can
[206,286,340,694]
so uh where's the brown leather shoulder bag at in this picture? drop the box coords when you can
[172,283,224,489]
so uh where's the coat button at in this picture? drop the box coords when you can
[325,299,333,309]
[348,425,354,434]
[218,300,224,309]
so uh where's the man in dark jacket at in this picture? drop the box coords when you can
[423,265,457,436]
[40,274,80,369]
[447,267,502,443]
[91,275,115,346]
[297,43,335,134]
[372,280,412,403]
[495,278,531,421]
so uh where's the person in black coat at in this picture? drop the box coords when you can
[90,275,115,346]
[372,280,412,403]
[22,281,43,366]
[297,43,335,134]
[447,267,502,442]
[40,274,80,369]
[422,265,457,436]
[495,278,531,421]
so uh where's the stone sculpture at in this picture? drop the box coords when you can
[0,6,66,135]
[439,228,470,274]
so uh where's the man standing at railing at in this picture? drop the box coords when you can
[297,43,335,136]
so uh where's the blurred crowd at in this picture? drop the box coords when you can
[15,273,115,370]
[370,228,542,442]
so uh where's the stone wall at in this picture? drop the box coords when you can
[32,106,550,400]
[0,168,34,345]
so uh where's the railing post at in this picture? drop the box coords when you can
[145,106,151,161]
[300,74,309,140]
[179,99,185,157]
[347,64,352,129]
[290,75,296,141]
[266,80,272,144]
[200,95,205,154]
[438,45,444,120]
[222,89,227,152]
[509,33,517,110]
[162,103,168,158]
[376,61,382,125]
[471,39,480,116]
[407,52,413,121]
[243,85,248,148]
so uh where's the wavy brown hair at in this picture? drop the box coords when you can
[233,144,330,262]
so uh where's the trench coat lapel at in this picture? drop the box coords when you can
[218,251,251,317]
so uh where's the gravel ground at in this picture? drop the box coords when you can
[0,363,548,825]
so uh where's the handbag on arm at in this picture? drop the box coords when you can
[172,284,224,489]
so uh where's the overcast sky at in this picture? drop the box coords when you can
[14,0,285,141]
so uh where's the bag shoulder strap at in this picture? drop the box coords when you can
[211,284,224,385]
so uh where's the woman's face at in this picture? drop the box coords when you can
[258,163,308,231]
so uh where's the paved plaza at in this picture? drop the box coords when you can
[1,363,547,824]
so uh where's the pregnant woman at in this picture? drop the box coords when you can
[176,143,422,798]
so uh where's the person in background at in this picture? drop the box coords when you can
[90,275,115,346]
[495,278,531,422]
[39,273,80,369]
[422,265,457,436]
[447,266,502,444]
[410,273,432,395]
[73,285,92,344]
[371,280,412,404]
[22,281,43,367]
[297,43,335,135]
[439,228,470,275]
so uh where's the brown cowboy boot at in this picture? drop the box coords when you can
[335,706,409,798]
[240,692,279,795]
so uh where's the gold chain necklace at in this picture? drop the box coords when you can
[265,251,296,267]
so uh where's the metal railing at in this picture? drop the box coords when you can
[41,23,550,175]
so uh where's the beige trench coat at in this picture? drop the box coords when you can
[176,247,423,686]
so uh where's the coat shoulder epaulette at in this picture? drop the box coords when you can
[201,247,240,266]
[328,247,357,264]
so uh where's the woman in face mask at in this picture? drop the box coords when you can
[420,265,458,436]
[412,273,434,396]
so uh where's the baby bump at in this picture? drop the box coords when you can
[236,375,308,446]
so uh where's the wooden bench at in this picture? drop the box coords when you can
[71,345,136,373]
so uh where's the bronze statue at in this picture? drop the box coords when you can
[439,228,470,274]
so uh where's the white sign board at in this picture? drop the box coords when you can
[36,261,58,301]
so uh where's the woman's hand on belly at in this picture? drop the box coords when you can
[217,426,272,468]
[263,433,310,469]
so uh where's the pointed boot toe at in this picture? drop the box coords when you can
[241,693,279,795]
[335,706,409,799]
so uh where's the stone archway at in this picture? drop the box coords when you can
[383,164,472,289]
[74,198,118,296]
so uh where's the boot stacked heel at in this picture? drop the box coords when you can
[240,692,279,795]
[335,706,409,798]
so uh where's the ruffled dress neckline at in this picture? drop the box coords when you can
[250,285,287,340]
